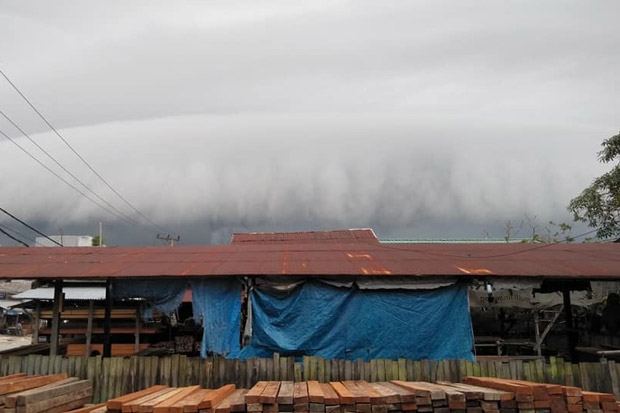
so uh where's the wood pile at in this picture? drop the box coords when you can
[0,372,92,413]
[462,376,620,413]
[243,379,620,413]
[100,383,242,413]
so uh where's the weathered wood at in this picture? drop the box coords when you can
[0,374,68,396]
[199,384,237,409]
[106,385,167,410]
[85,300,94,356]
[15,386,91,413]
[169,388,211,413]
[49,281,63,356]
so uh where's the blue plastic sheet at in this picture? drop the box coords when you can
[236,281,474,361]
[192,278,242,357]
[113,279,186,314]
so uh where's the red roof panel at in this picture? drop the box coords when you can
[230,229,378,245]
[0,242,618,279]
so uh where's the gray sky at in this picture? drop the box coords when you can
[0,1,618,245]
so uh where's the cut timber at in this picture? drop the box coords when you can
[245,382,268,404]
[138,387,186,412]
[342,381,371,403]
[199,384,237,409]
[1,378,78,407]
[259,382,280,404]
[168,388,211,413]
[67,343,149,356]
[330,382,355,405]
[122,388,176,412]
[15,386,91,413]
[107,385,168,410]
[13,379,88,407]
[65,404,107,412]
[307,381,324,404]
[278,382,295,405]
[436,382,484,400]
[0,374,68,396]
[152,386,201,413]
[462,377,532,396]
[430,384,467,410]
[354,381,387,405]
[582,391,616,403]
[375,382,416,403]
[390,381,433,398]
[215,389,249,413]
[294,382,309,404]
[368,383,401,404]
[0,374,27,382]
[320,383,340,405]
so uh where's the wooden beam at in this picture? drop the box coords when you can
[49,280,63,356]
[135,303,141,353]
[562,282,577,361]
[103,278,113,358]
[31,300,40,345]
[85,300,94,356]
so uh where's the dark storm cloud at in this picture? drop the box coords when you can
[0,1,618,245]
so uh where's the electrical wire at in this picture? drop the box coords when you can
[0,222,37,244]
[0,108,147,228]
[370,227,603,259]
[0,227,29,247]
[0,205,62,246]
[0,127,143,228]
[0,67,170,234]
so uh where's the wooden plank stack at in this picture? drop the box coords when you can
[0,372,92,413]
[462,376,620,413]
[100,384,241,413]
[242,379,620,413]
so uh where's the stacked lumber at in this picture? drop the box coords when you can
[0,373,92,413]
[103,383,242,413]
[463,376,620,413]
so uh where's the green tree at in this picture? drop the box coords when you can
[92,235,103,246]
[568,132,620,239]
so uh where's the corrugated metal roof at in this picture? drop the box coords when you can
[0,242,618,280]
[231,229,378,244]
[0,299,22,309]
[13,287,106,300]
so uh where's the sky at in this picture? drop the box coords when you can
[0,1,618,246]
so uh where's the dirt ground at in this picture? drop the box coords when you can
[0,334,32,352]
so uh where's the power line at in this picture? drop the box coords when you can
[0,222,37,244]
[0,67,169,234]
[0,108,146,228]
[0,227,30,247]
[0,205,62,246]
[0,127,143,227]
[371,227,603,260]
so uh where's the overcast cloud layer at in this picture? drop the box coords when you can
[0,1,618,245]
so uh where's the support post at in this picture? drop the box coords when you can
[32,300,40,345]
[50,280,63,356]
[85,300,94,356]
[134,304,141,354]
[563,282,577,361]
[103,278,113,358]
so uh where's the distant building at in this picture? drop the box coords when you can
[35,235,94,247]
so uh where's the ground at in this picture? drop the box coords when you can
[0,334,32,352]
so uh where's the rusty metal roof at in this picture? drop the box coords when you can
[0,242,618,280]
[230,229,378,245]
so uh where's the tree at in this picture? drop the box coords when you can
[568,132,620,239]
[92,235,104,246]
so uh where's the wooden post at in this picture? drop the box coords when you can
[134,304,141,354]
[562,282,577,361]
[32,299,40,345]
[103,278,113,358]
[85,300,94,356]
[50,280,63,356]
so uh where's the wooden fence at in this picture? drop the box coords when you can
[1,354,619,404]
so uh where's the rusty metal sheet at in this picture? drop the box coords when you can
[230,229,378,245]
[0,242,618,279]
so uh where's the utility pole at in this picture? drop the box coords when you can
[99,222,103,246]
[156,233,180,247]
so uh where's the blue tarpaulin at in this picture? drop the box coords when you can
[235,281,474,361]
[192,278,242,357]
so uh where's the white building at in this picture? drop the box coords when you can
[35,235,94,247]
